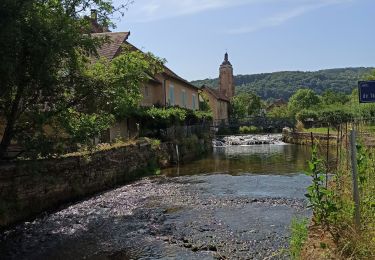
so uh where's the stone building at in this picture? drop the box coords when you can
[219,52,235,100]
[92,31,200,141]
[201,52,234,125]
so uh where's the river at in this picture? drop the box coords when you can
[0,136,313,259]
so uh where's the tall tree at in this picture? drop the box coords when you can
[231,92,262,119]
[288,89,321,115]
[0,0,163,159]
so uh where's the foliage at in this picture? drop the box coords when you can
[0,0,164,158]
[149,138,161,149]
[231,92,262,119]
[328,131,375,259]
[317,105,354,128]
[87,47,164,118]
[134,106,212,130]
[305,145,338,227]
[239,126,259,134]
[321,90,349,105]
[296,109,319,125]
[199,92,211,112]
[0,0,121,158]
[59,109,115,146]
[267,105,292,120]
[288,89,321,115]
[297,105,354,129]
[289,217,309,260]
[191,68,373,100]
[192,110,213,121]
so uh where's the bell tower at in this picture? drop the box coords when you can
[219,52,235,99]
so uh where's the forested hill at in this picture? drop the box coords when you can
[191,67,374,100]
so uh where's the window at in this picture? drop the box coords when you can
[192,94,196,110]
[145,86,149,97]
[169,84,175,106]
[181,89,187,108]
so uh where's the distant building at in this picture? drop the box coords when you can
[219,52,235,100]
[201,53,234,125]
[267,99,287,111]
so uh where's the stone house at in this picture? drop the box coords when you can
[200,53,234,125]
[92,31,200,141]
[201,86,230,125]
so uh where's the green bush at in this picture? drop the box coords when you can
[133,106,212,130]
[239,126,259,134]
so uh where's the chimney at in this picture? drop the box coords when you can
[91,9,98,23]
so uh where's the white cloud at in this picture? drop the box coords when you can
[227,0,352,34]
[120,0,352,26]
[124,0,264,22]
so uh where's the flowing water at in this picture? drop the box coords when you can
[0,136,315,260]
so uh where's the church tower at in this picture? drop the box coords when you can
[219,52,235,99]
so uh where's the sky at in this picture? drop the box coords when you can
[111,0,375,81]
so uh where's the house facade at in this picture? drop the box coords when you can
[92,30,200,141]
[201,86,229,125]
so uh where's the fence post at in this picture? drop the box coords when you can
[350,128,361,230]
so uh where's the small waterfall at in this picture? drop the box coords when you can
[213,134,284,147]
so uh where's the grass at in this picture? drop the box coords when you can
[301,127,338,135]
[289,217,309,260]
[332,142,375,259]
[305,124,375,259]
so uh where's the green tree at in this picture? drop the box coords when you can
[321,90,349,105]
[231,92,262,119]
[288,89,321,115]
[0,0,163,158]
[267,105,292,120]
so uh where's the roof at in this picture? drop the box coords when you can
[92,32,197,90]
[201,85,230,102]
[162,66,199,91]
[92,32,130,60]
[124,42,198,91]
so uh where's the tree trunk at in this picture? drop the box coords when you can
[0,86,24,160]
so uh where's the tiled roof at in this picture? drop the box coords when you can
[162,66,199,90]
[92,32,130,60]
[92,32,197,90]
[125,42,198,90]
[202,86,230,102]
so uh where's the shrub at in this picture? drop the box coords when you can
[239,126,259,134]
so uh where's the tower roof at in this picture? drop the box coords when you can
[221,52,232,66]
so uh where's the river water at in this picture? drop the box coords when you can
[0,137,313,260]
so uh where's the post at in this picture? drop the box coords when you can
[326,127,330,188]
[350,129,361,230]
[336,125,340,170]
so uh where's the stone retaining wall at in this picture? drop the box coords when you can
[0,137,211,228]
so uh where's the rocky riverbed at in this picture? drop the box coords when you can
[213,134,284,147]
[0,173,311,260]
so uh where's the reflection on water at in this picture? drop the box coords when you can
[162,144,314,177]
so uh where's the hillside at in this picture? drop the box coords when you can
[191,67,374,100]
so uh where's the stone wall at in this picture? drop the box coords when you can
[0,137,211,228]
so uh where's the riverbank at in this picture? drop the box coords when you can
[0,152,311,259]
[0,136,211,228]
[282,128,339,146]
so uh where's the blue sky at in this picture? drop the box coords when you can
[111,0,375,81]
